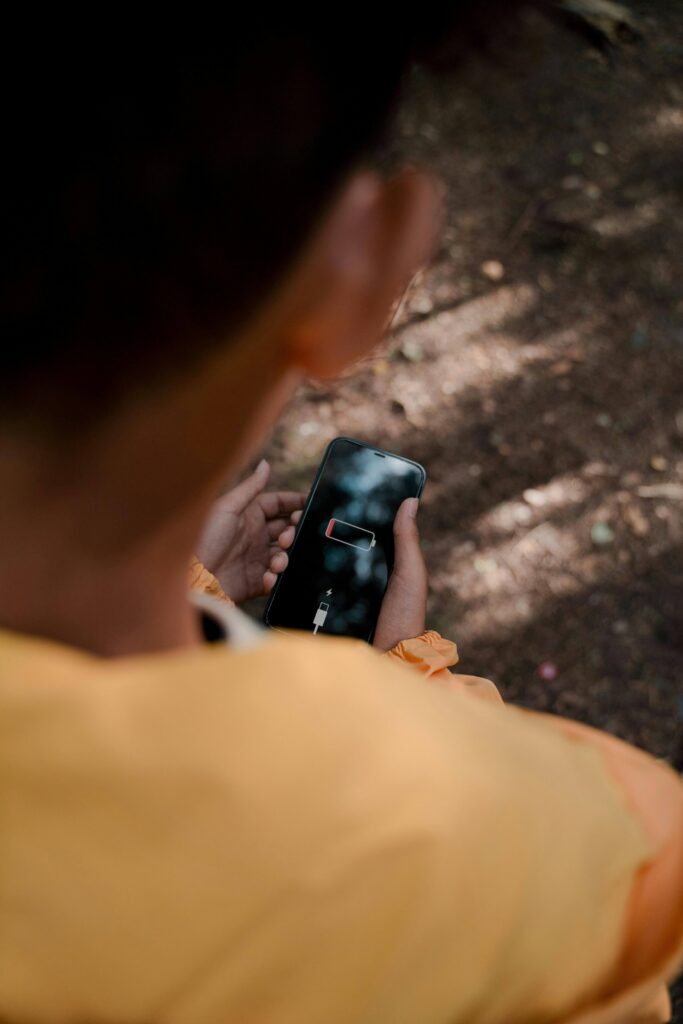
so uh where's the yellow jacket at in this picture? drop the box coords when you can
[0,568,680,1023]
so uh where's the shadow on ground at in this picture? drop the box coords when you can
[258,6,683,1002]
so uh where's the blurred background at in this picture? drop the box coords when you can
[253,4,683,1006]
[257,4,682,764]
[253,4,679,1003]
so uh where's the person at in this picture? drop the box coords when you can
[1,12,682,1024]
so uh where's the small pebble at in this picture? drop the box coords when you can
[584,462,610,477]
[538,661,559,682]
[592,140,610,156]
[591,521,615,546]
[523,488,547,508]
[481,260,505,282]
[400,339,424,363]
[630,324,649,351]
[474,557,497,576]
[409,294,434,316]
[513,504,533,524]
[650,454,668,472]
[623,505,650,537]
[550,359,574,377]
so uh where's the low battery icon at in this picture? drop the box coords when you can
[325,518,376,551]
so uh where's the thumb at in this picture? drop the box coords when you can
[225,459,271,512]
[392,497,425,581]
[373,498,427,651]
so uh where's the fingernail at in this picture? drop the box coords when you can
[406,497,419,519]
[257,458,269,473]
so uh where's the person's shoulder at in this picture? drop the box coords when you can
[125,631,499,836]
[168,630,494,766]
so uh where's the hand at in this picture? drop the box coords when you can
[197,460,305,605]
[373,497,428,651]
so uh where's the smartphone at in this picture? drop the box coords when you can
[264,437,426,642]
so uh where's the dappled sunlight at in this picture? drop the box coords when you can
[430,469,602,637]
[394,282,539,344]
[265,2,683,770]
[649,104,683,139]
[593,197,667,238]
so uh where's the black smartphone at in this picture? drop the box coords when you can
[264,437,426,642]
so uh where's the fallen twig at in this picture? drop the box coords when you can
[637,484,683,500]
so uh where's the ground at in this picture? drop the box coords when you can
[255,2,683,1008]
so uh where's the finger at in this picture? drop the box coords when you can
[267,518,289,541]
[224,459,271,513]
[260,491,308,519]
[290,510,303,525]
[263,570,278,593]
[392,498,427,586]
[269,550,289,574]
[373,498,427,651]
[278,524,296,550]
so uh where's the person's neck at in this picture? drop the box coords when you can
[0,321,296,658]
[0,508,205,659]
[6,559,202,659]
[0,439,214,658]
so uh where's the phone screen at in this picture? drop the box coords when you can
[264,437,425,641]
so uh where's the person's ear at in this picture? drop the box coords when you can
[285,168,441,379]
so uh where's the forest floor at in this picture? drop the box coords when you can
[248,0,683,988]
[255,2,683,1007]
[262,1,683,756]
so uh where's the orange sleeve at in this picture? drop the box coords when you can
[385,630,459,678]
[385,630,503,704]
[188,558,234,607]
[539,714,683,1024]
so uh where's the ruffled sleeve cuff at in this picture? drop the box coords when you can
[385,631,459,679]
[188,558,234,607]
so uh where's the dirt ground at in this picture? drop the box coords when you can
[257,3,683,1006]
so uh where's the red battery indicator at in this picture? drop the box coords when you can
[325,518,376,551]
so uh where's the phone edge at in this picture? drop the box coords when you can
[263,436,426,629]
[263,437,339,628]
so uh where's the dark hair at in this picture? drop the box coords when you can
[1,8,523,431]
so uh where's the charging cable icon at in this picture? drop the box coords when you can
[313,601,330,634]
